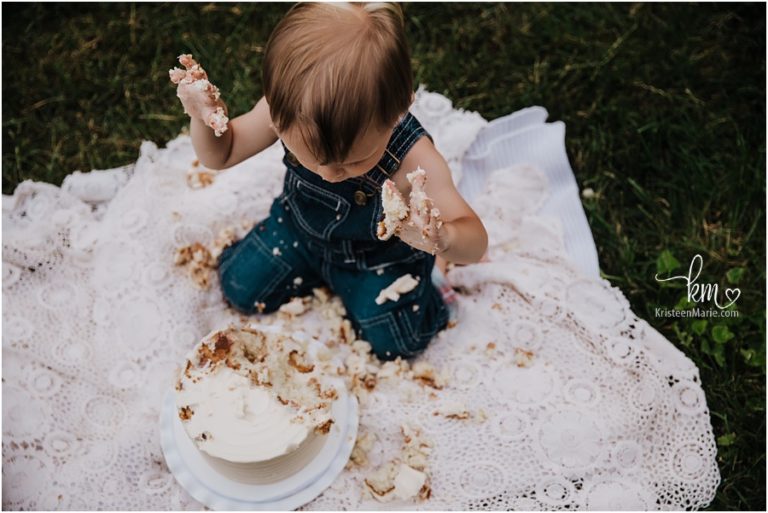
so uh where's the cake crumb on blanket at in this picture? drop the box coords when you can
[174,242,214,289]
[279,296,309,317]
[364,461,398,500]
[513,347,535,368]
[377,357,410,380]
[375,274,420,305]
[178,405,194,421]
[340,319,356,345]
[393,463,429,500]
[433,400,470,420]
[186,169,217,189]
[211,227,237,260]
[173,227,239,289]
[410,361,446,389]
[345,341,380,400]
[364,423,432,502]
[347,430,377,468]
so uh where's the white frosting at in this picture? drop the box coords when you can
[175,364,310,463]
[405,167,430,232]
[377,179,409,240]
[279,296,308,316]
[375,274,420,304]
[193,78,211,91]
[174,326,337,463]
[393,464,427,500]
[207,107,229,137]
[406,167,427,196]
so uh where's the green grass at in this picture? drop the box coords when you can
[2,2,765,510]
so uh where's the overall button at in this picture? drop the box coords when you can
[286,151,299,166]
[354,190,368,206]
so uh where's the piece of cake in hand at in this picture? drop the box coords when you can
[405,166,442,243]
[377,179,410,240]
[169,53,230,137]
[207,106,229,137]
[376,166,445,255]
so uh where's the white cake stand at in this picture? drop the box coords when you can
[159,378,358,510]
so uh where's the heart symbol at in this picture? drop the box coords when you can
[722,287,741,308]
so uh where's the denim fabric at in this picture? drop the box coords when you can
[217,112,450,360]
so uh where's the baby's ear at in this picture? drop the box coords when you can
[410,91,415,105]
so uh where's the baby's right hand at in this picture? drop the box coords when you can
[169,54,229,136]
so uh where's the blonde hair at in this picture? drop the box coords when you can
[262,2,413,166]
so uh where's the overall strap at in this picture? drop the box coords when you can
[367,112,433,186]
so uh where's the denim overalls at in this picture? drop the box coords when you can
[217,112,449,360]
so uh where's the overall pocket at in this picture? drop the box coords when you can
[360,239,425,271]
[286,173,351,241]
[217,227,293,313]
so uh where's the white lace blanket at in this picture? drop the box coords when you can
[2,89,719,510]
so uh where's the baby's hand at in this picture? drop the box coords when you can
[377,167,449,255]
[169,54,229,136]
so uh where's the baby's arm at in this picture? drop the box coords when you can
[171,55,277,170]
[396,138,488,264]
[201,95,279,170]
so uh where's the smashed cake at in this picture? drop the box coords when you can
[174,325,339,463]
[376,167,444,255]
[377,180,410,240]
[375,273,420,305]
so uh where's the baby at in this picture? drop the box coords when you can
[171,2,488,361]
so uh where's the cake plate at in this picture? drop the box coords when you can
[159,378,358,510]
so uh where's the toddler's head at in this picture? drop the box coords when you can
[263,2,413,182]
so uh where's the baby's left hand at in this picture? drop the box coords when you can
[384,168,450,255]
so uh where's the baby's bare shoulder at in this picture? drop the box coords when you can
[394,135,452,189]
[399,134,434,173]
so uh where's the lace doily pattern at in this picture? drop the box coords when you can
[2,89,719,510]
